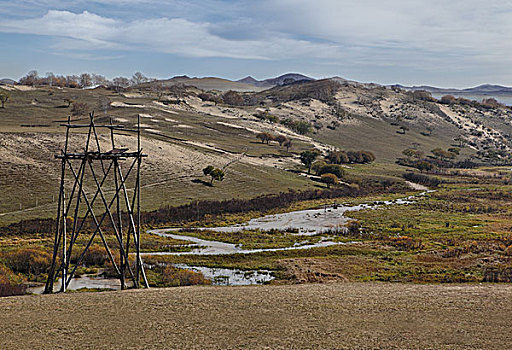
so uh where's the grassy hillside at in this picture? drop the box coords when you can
[1,77,511,225]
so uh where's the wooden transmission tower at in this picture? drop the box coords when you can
[44,112,149,293]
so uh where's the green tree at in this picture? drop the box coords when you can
[0,90,10,108]
[209,168,225,185]
[203,165,224,185]
[300,150,319,174]
[203,165,214,176]
[320,173,338,188]
[293,120,312,135]
[312,160,327,175]
[431,148,456,160]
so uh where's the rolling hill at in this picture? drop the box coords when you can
[1,74,512,224]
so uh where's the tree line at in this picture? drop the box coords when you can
[17,70,151,90]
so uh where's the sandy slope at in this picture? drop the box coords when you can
[0,283,511,349]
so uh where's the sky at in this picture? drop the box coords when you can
[0,0,511,88]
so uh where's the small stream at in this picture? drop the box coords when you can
[30,190,431,292]
[145,191,429,256]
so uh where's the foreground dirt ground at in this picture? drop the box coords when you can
[1,283,511,349]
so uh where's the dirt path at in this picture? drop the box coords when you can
[1,283,511,349]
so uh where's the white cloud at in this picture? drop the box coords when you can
[0,10,344,60]
[255,0,512,62]
[1,1,512,85]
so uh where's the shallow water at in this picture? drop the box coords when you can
[145,191,429,256]
[173,264,274,285]
[159,194,420,237]
[143,231,347,256]
[28,275,122,294]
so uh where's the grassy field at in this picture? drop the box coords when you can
[1,283,511,349]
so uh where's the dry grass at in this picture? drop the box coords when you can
[1,283,511,349]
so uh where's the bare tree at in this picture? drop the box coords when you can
[92,74,108,86]
[79,73,92,88]
[131,72,148,85]
[45,72,55,87]
[111,77,131,92]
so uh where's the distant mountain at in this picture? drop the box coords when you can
[0,78,16,85]
[398,83,512,95]
[237,76,260,86]
[237,73,314,88]
[462,84,512,94]
[144,76,264,92]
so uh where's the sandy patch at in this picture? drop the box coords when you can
[3,85,36,91]
[217,121,244,129]
[110,101,145,108]
[122,93,145,98]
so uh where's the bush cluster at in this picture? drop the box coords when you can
[153,266,211,287]
[280,118,312,135]
[0,264,26,297]
[2,248,52,276]
[403,172,441,187]
[326,150,375,164]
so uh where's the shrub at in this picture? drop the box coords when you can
[440,95,457,104]
[274,134,289,146]
[255,111,279,123]
[158,266,211,287]
[387,236,422,251]
[82,245,108,266]
[360,151,376,163]
[222,90,244,105]
[345,220,361,236]
[71,102,89,116]
[292,120,312,135]
[318,164,345,178]
[0,264,26,297]
[403,172,441,187]
[326,151,349,164]
[320,174,338,188]
[256,132,273,144]
[3,248,52,276]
